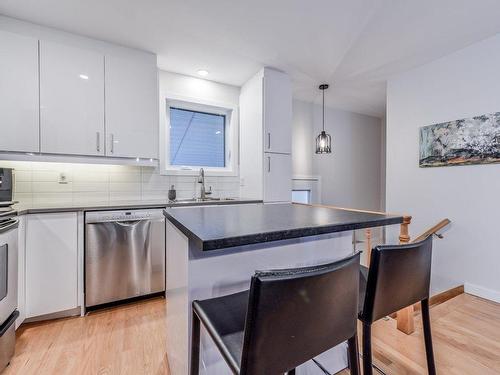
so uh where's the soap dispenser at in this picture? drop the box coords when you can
[168,185,176,201]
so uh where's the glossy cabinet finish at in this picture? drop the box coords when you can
[0,27,158,161]
[240,68,293,203]
[0,31,39,153]
[264,152,292,202]
[105,55,158,159]
[263,69,292,154]
[25,213,78,318]
[39,41,105,156]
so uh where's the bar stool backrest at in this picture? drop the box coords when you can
[239,252,360,375]
[361,235,433,323]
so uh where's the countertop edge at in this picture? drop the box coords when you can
[14,199,263,215]
[200,216,403,251]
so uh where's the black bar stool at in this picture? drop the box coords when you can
[358,235,436,375]
[191,252,361,375]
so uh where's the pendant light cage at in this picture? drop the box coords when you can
[315,83,332,154]
[316,130,332,154]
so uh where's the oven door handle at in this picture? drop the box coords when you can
[0,310,19,337]
[0,219,18,234]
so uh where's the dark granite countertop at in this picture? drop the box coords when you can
[14,198,262,215]
[163,203,403,251]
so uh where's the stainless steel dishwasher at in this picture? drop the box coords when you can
[85,209,165,308]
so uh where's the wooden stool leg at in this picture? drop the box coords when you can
[348,334,360,375]
[397,305,415,334]
[365,228,372,267]
[362,322,373,375]
[421,299,437,375]
[190,311,201,375]
[396,215,415,334]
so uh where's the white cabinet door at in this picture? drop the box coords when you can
[40,41,105,156]
[264,153,292,202]
[105,55,158,159]
[263,69,292,154]
[26,212,78,318]
[0,31,39,153]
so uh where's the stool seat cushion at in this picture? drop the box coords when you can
[193,290,249,371]
[359,265,369,316]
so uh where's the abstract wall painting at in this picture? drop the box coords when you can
[419,112,500,167]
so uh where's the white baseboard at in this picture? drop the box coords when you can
[465,283,500,303]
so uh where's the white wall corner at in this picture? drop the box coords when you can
[465,283,500,303]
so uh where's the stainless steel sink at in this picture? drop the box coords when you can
[171,197,236,204]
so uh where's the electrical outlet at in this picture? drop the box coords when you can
[58,172,68,184]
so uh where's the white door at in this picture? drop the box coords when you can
[26,213,78,317]
[0,31,39,153]
[105,55,158,159]
[263,69,292,154]
[40,41,105,156]
[264,153,292,202]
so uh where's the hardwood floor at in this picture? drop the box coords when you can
[5,297,169,375]
[369,293,500,375]
[5,293,500,374]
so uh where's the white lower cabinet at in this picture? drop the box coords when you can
[25,212,78,318]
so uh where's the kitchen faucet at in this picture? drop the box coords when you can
[197,168,212,199]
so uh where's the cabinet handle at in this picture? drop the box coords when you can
[96,132,101,152]
[110,133,114,154]
[267,156,271,172]
[267,132,271,149]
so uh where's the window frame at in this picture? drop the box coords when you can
[160,96,238,176]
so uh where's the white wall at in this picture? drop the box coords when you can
[292,99,314,177]
[159,70,240,107]
[292,99,382,210]
[386,34,500,300]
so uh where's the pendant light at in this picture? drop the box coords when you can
[315,84,332,154]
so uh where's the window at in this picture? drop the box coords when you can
[170,108,225,168]
[162,98,238,176]
[292,190,311,204]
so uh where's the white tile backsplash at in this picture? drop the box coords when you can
[2,160,240,206]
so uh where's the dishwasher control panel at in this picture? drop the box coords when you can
[85,209,165,223]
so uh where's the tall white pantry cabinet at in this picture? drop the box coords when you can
[240,67,292,202]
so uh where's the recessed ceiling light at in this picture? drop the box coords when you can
[197,69,209,77]
[79,74,89,80]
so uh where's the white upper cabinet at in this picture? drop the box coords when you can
[105,55,158,159]
[263,69,292,154]
[0,31,39,153]
[40,41,105,156]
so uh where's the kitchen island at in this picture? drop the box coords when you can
[163,203,403,375]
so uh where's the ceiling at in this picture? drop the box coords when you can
[1,0,500,117]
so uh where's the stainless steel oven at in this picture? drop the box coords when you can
[85,209,165,308]
[0,216,19,371]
